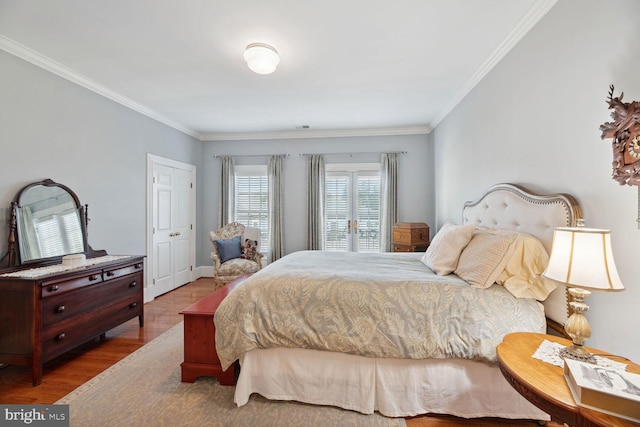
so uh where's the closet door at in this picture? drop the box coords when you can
[150,161,195,298]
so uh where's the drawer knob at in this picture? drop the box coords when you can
[129,281,137,288]
[129,302,137,309]
[135,263,142,269]
[106,271,115,277]
[56,333,66,341]
[49,285,59,292]
[56,305,66,313]
[89,274,99,281]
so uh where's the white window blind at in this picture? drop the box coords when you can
[325,175,349,251]
[34,210,84,257]
[356,173,381,252]
[234,165,269,251]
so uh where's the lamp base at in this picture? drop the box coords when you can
[560,344,596,364]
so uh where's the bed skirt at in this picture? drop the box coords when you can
[235,347,549,420]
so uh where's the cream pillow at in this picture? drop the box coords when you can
[454,228,518,288]
[497,233,559,300]
[421,222,476,275]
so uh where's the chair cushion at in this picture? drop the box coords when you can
[214,235,242,263]
[218,258,261,277]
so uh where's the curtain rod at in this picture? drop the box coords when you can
[298,151,407,157]
[212,154,290,158]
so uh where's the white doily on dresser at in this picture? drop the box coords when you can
[0,255,132,279]
[532,339,627,371]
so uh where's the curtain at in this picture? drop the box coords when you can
[306,154,325,250]
[380,153,399,252]
[268,155,285,263]
[217,156,235,229]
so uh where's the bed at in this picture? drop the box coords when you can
[213,183,582,420]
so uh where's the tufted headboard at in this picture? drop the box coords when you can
[461,183,582,334]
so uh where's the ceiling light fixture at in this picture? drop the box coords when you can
[244,43,280,75]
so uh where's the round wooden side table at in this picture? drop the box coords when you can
[497,332,640,427]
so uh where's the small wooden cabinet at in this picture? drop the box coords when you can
[392,222,430,252]
[0,256,144,385]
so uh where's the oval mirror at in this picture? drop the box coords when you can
[10,179,89,266]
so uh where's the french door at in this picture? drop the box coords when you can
[325,167,380,252]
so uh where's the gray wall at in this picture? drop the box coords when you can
[0,49,203,269]
[433,0,640,361]
[200,134,433,266]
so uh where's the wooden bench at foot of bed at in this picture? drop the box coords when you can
[180,275,250,385]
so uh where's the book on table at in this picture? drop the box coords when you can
[564,358,640,423]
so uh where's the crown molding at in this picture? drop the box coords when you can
[430,0,559,127]
[202,125,432,141]
[0,35,202,140]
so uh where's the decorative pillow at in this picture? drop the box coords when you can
[497,233,559,300]
[214,235,242,263]
[454,228,518,288]
[421,222,476,275]
[241,238,258,261]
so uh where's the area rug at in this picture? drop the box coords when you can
[56,322,406,427]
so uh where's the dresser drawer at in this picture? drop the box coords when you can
[42,273,142,327]
[42,291,142,360]
[104,261,144,281]
[393,243,429,252]
[40,272,103,298]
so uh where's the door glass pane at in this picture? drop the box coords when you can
[357,175,380,252]
[325,176,349,251]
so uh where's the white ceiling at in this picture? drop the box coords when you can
[0,0,557,141]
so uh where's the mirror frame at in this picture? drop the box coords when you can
[4,179,104,268]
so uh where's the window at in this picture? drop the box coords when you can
[234,165,269,251]
[325,163,381,252]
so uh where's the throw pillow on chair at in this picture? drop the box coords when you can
[214,235,242,263]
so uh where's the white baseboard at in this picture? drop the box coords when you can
[194,265,214,279]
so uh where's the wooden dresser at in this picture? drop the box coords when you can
[392,222,430,252]
[0,255,144,385]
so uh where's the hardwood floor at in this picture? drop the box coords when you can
[0,278,559,426]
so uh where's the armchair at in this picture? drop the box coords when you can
[209,222,264,288]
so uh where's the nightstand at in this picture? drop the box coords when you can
[392,222,430,252]
[497,332,640,427]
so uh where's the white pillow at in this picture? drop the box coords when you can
[497,233,559,300]
[454,228,518,288]
[421,222,476,275]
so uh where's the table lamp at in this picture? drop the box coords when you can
[542,223,624,363]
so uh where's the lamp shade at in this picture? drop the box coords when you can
[244,43,280,75]
[542,227,624,291]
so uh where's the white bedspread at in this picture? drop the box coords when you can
[215,251,546,370]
